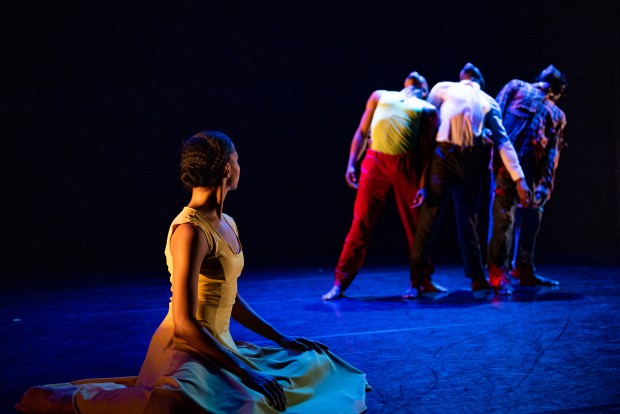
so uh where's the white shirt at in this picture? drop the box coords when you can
[428,80,524,181]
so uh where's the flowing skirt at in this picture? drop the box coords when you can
[61,314,368,414]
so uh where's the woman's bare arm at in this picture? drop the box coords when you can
[232,293,327,353]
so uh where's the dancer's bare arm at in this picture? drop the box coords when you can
[232,294,328,353]
[345,90,383,188]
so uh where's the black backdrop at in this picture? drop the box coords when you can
[3,1,619,276]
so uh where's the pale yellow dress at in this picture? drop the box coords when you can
[54,207,368,413]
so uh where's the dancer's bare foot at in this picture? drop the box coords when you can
[401,284,420,299]
[15,385,76,414]
[322,285,343,300]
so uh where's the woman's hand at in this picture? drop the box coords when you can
[276,335,329,354]
[242,369,287,412]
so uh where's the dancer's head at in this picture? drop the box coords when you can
[459,62,486,90]
[180,131,237,190]
[404,71,429,99]
[535,64,568,100]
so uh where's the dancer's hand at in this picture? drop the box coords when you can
[345,166,358,189]
[242,369,287,411]
[412,189,426,208]
[277,335,329,354]
[515,178,532,207]
[481,128,494,145]
[532,184,549,208]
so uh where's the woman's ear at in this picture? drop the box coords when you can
[223,163,231,178]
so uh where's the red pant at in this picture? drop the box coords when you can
[335,149,419,290]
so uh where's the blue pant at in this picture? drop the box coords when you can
[487,168,544,274]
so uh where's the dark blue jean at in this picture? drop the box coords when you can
[487,168,544,274]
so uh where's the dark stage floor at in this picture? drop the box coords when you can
[2,264,619,413]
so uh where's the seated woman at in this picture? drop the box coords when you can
[16,131,368,414]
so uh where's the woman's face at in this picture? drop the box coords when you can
[227,151,240,190]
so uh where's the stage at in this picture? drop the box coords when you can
[3,263,619,413]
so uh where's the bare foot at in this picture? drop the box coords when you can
[401,284,420,299]
[15,385,77,414]
[321,285,343,300]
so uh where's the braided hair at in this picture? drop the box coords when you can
[180,131,236,189]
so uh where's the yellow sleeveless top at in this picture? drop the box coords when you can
[164,207,244,351]
[370,91,427,155]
